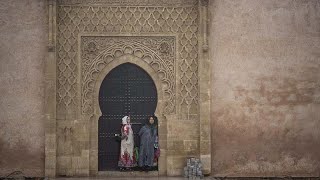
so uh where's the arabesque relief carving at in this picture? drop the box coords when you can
[47,0,213,177]
[57,4,199,116]
[81,36,176,114]
[57,0,198,6]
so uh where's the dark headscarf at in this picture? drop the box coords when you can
[146,115,158,135]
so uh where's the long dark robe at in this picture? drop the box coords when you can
[138,124,157,167]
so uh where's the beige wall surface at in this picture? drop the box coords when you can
[210,0,320,177]
[0,0,47,177]
[1,0,320,178]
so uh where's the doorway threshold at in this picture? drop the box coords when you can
[98,171,159,177]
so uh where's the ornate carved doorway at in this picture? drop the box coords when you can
[46,0,211,177]
[98,63,158,171]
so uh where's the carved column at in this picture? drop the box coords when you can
[45,0,57,177]
[199,0,211,175]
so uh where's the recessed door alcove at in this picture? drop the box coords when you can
[98,63,158,171]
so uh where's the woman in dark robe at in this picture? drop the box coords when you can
[138,115,159,171]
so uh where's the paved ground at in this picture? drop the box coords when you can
[54,178,197,180]
[0,175,314,180]
[52,177,320,180]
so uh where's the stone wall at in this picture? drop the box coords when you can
[0,0,47,177]
[1,0,320,178]
[210,0,320,177]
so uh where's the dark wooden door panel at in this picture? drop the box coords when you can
[98,63,157,171]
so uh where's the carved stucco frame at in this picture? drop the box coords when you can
[78,33,176,176]
[45,0,211,177]
[88,48,169,176]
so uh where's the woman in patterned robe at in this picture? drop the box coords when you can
[118,116,136,169]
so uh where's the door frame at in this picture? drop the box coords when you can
[45,0,211,177]
[97,62,159,171]
[91,55,166,175]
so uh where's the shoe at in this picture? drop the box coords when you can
[144,166,149,172]
[139,166,144,172]
[146,165,151,172]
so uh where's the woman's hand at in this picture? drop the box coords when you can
[121,134,127,140]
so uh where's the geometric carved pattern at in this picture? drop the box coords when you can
[57,3,199,116]
[81,36,175,114]
[57,0,198,6]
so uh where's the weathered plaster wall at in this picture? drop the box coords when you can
[210,0,320,177]
[1,0,319,177]
[0,0,47,177]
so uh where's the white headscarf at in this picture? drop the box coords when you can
[122,116,129,125]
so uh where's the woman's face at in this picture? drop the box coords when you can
[149,117,154,124]
[127,116,130,123]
